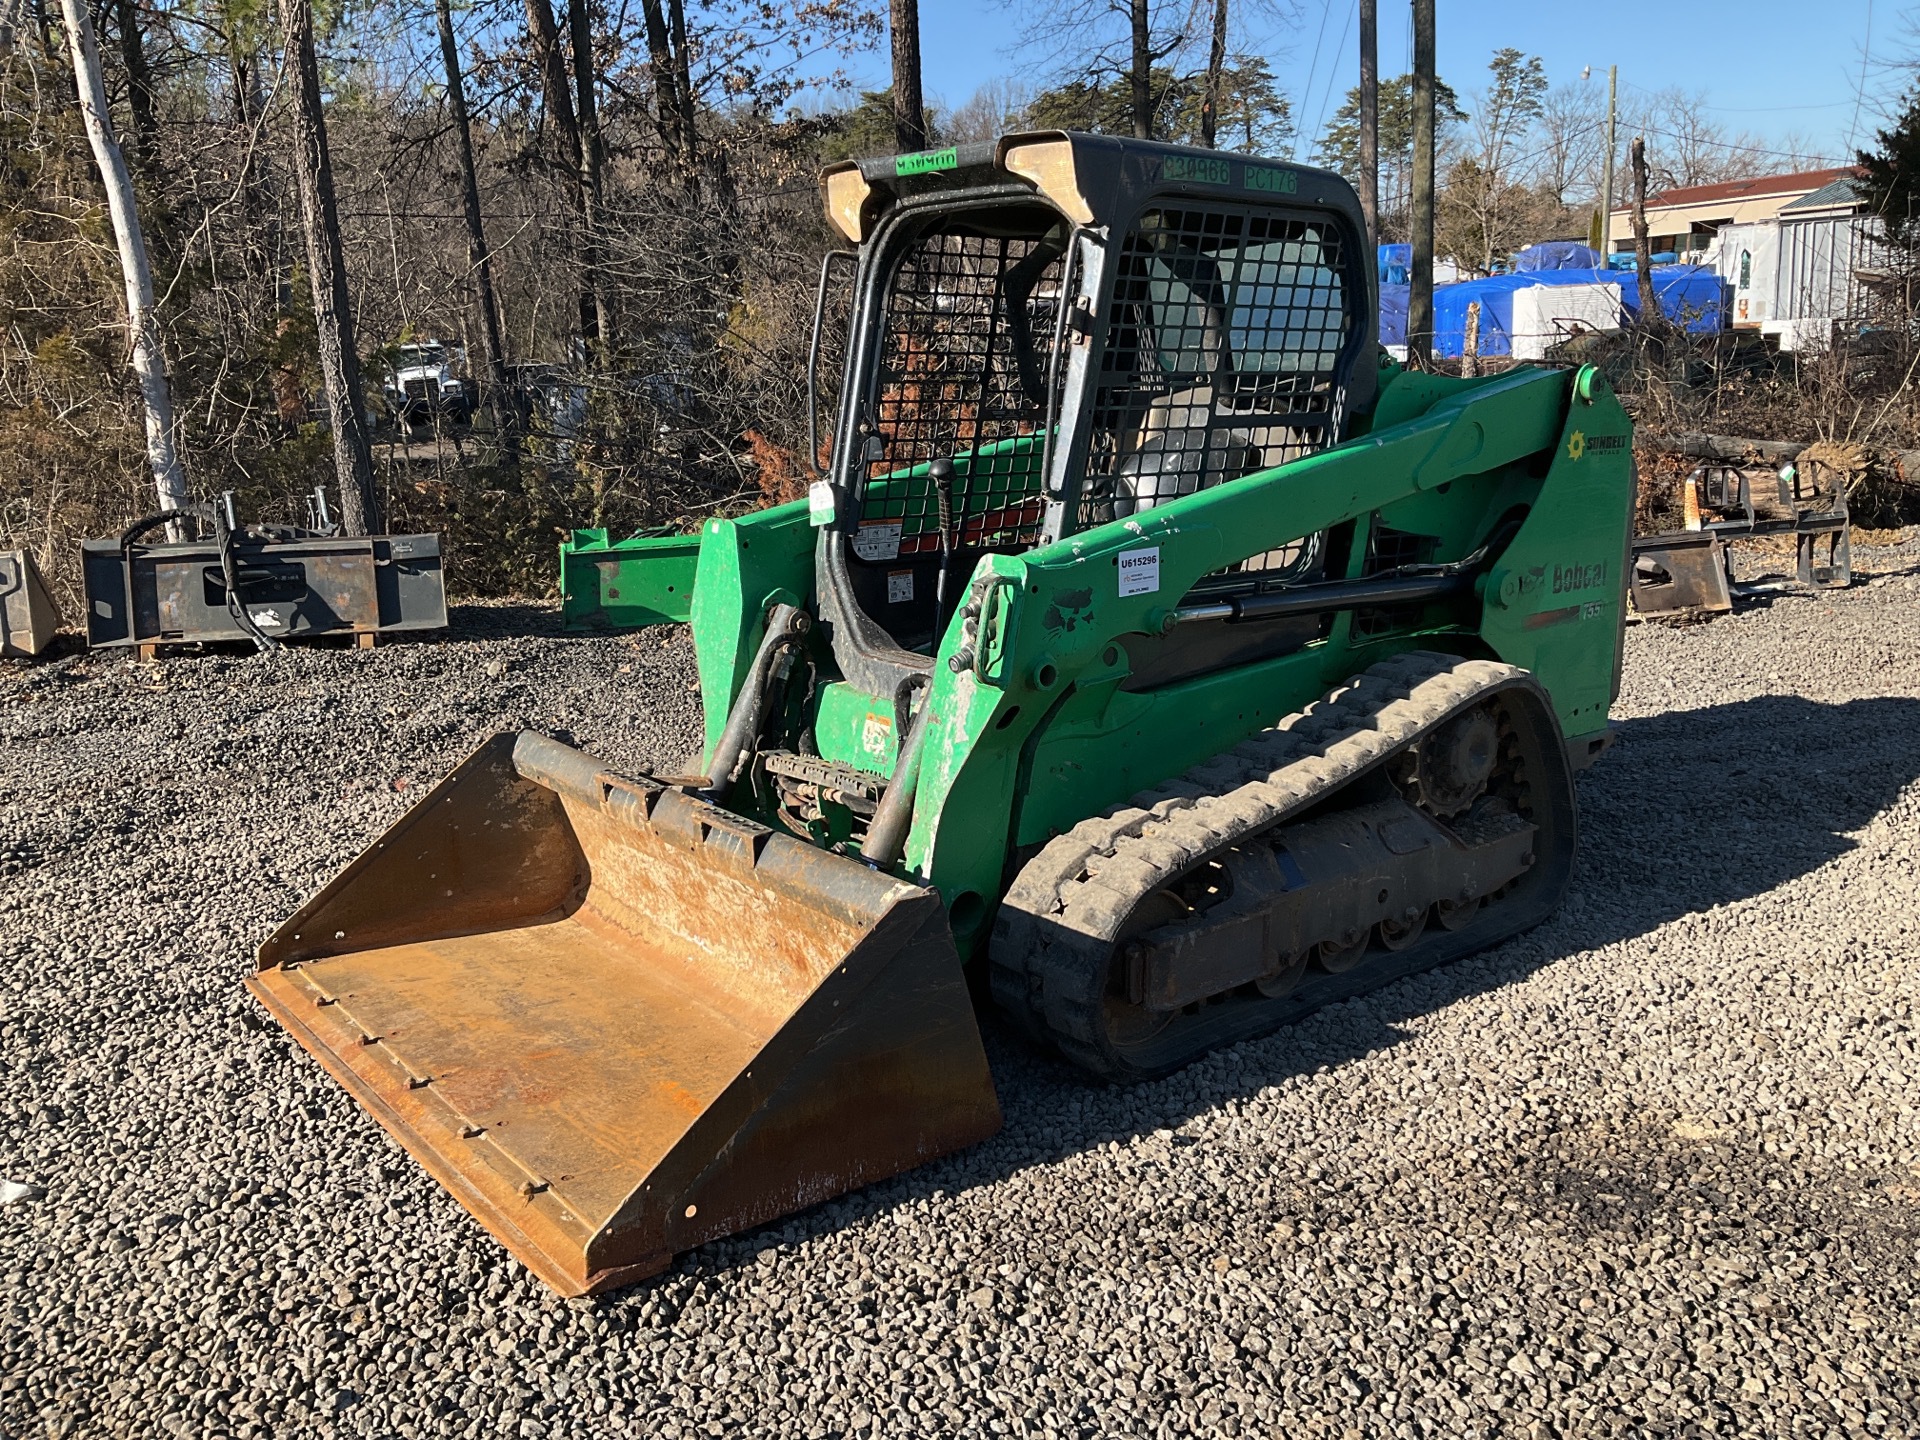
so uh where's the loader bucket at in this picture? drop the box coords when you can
[248,731,1000,1296]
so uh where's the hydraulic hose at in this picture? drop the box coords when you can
[212,494,280,655]
[696,603,811,804]
[930,458,958,637]
[119,505,214,549]
[862,674,931,871]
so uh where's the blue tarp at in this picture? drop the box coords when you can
[1621,264,1726,331]
[1513,242,1604,272]
[1426,265,1727,357]
[1432,273,1539,357]
[1378,244,1412,285]
[1379,282,1410,346]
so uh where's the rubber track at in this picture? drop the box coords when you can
[988,651,1529,1080]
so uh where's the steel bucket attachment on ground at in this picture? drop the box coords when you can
[1630,532,1733,617]
[0,549,60,658]
[248,731,1001,1296]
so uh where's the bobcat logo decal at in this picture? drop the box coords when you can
[1043,587,1095,635]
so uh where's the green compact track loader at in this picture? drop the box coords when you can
[250,133,1634,1295]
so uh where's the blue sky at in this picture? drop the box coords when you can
[839,0,1894,169]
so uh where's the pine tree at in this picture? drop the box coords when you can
[1858,90,1920,251]
[1316,74,1463,241]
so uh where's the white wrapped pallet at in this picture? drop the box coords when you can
[1511,280,1625,361]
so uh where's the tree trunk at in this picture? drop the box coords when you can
[524,0,599,352]
[889,0,925,153]
[436,0,518,466]
[666,0,694,152]
[1198,0,1226,148]
[1357,0,1377,243]
[525,0,580,161]
[111,0,155,163]
[229,44,301,424]
[1128,0,1151,140]
[279,0,381,534]
[57,0,188,524]
[567,0,612,356]
[637,0,686,162]
[1631,134,1663,365]
[1407,0,1435,368]
[229,46,290,313]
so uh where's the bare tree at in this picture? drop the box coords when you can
[1633,87,1828,187]
[1537,78,1604,207]
[525,0,578,158]
[110,0,156,164]
[1127,0,1152,137]
[945,77,1036,143]
[279,0,380,533]
[1630,134,1665,364]
[525,0,606,352]
[1198,0,1226,147]
[569,0,612,351]
[639,0,689,162]
[435,0,517,463]
[57,0,187,520]
[1014,0,1185,143]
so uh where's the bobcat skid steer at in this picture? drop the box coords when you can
[250,132,1634,1294]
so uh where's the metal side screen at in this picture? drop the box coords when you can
[858,215,1068,553]
[1081,204,1355,588]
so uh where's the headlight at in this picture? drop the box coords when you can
[999,134,1093,225]
[822,163,874,243]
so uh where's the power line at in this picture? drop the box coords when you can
[1696,101,1852,114]
[1292,0,1337,161]
[1636,123,1845,168]
[1848,0,1874,153]
[1307,0,1360,160]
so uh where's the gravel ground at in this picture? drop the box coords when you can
[4,544,1920,1440]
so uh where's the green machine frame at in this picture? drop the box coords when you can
[567,133,1635,961]
[559,527,702,629]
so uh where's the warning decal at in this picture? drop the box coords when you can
[854,522,903,561]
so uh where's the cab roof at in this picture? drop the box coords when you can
[820,130,1365,245]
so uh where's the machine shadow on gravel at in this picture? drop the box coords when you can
[654,693,1920,1295]
[445,602,577,641]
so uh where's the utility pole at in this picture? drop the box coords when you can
[1358,0,1377,245]
[1408,0,1435,367]
[1600,64,1617,265]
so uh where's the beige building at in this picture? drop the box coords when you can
[1605,166,1858,255]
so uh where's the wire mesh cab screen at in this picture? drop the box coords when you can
[1080,203,1356,586]
[850,204,1069,558]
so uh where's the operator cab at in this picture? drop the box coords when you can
[811,133,1374,697]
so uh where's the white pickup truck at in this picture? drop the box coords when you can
[382,341,472,426]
